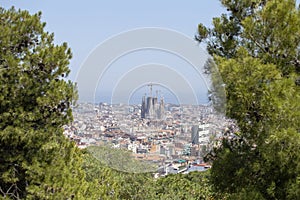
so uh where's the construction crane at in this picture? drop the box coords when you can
[147,83,153,97]
[147,83,163,97]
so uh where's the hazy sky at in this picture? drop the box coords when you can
[1,0,227,104]
[2,1,298,104]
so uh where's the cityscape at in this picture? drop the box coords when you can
[63,86,238,176]
[2,1,299,199]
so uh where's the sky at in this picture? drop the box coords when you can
[1,0,225,76]
[3,0,297,105]
[1,0,227,104]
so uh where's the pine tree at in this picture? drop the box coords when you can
[0,7,88,199]
[197,0,300,199]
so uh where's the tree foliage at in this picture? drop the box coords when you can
[197,0,300,199]
[152,171,219,200]
[0,7,89,199]
[82,149,217,200]
[82,149,156,200]
[87,145,156,173]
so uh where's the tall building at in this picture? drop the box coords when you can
[158,98,165,119]
[141,96,146,119]
[191,124,211,145]
[141,86,165,120]
[191,125,199,145]
[146,96,154,118]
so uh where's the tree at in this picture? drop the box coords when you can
[86,145,156,173]
[197,0,300,199]
[0,7,88,199]
[82,147,219,200]
[82,149,155,200]
[151,171,218,200]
